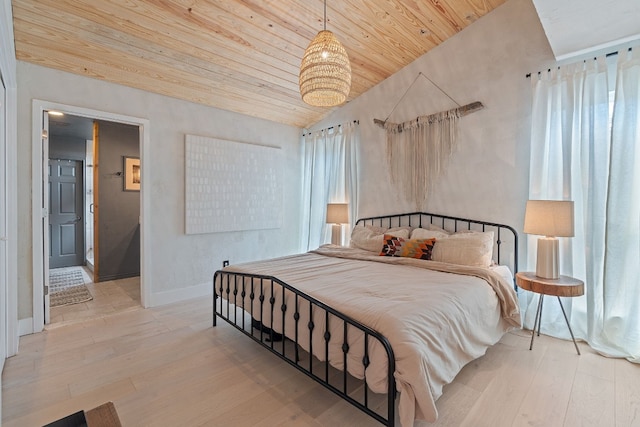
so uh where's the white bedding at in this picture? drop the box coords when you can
[217,245,520,426]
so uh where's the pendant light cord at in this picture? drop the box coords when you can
[323,0,327,31]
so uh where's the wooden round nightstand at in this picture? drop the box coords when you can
[515,272,584,355]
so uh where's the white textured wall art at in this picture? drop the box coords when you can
[185,135,283,234]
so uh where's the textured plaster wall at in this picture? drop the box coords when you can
[309,0,557,265]
[16,62,302,319]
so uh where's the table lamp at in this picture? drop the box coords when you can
[326,203,349,246]
[523,200,574,279]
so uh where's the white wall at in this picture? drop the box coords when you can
[309,0,556,265]
[16,62,302,321]
[1,4,18,423]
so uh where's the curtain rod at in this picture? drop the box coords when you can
[302,120,359,137]
[525,46,633,78]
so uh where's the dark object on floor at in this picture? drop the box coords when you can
[42,411,86,427]
[251,317,283,341]
[43,402,122,427]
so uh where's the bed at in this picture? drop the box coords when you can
[213,212,520,426]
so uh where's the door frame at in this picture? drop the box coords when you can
[31,100,151,332]
[0,74,5,365]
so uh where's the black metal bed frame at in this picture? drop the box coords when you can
[212,212,518,426]
[357,211,519,276]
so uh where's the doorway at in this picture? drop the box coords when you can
[48,113,142,324]
[31,100,150,332]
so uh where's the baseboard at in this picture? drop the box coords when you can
[149,281,211,307]
[98,271,140,282]
[18,317,34,336]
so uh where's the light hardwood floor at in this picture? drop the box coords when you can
[49,268,141,325]
[3,286,640,426]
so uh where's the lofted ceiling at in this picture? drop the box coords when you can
[532,0,640,60]
[11,0,506,128]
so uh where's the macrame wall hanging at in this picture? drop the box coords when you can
[374,72,483,210]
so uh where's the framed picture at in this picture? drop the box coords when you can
[123,156,141,191]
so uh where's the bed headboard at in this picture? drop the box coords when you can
[356,211,518,274]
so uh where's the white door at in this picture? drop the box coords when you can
[42,112,50,323]
[1,72,7,367]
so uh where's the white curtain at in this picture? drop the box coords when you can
[526,49,640,362]
[602,49,640,361]
[300,122,359,251]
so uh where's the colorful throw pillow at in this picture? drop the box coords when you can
[380,235,436,260]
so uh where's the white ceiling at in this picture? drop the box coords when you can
[49,113,94,140]
[532,0,640,60]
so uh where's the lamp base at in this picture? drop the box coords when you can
[331,224,342,246]
[536,237,559,279]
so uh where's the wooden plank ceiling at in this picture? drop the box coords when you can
[12,0,506,128]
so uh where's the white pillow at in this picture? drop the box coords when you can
[350,225,411,253]
[431,231,494,267]
[410,228,450,240]
[427,223,451,234]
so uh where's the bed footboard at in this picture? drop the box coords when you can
[213,270,397,426]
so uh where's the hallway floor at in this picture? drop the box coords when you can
[49,269,140,327]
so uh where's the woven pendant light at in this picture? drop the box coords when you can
[299,1,351,107]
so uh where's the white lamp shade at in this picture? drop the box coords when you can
[326,203,349,224]
[523,200,574,237]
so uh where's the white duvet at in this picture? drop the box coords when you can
[218,245,520,426]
